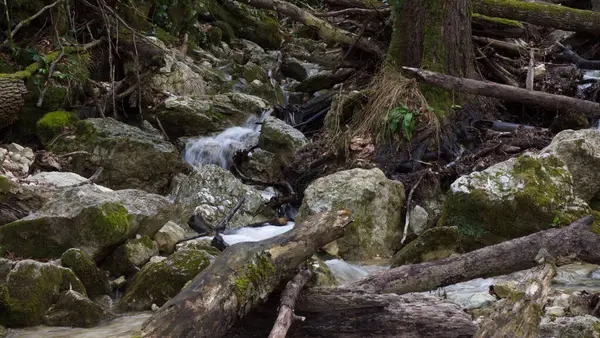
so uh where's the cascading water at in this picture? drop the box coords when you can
[183,109,272,169]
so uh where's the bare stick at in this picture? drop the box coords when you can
[268,269,313,338]
[526,48,535,91]
[67,167,104,187]
[154,117,170,141]
[214,197,246,233]
[400,172,425,245]
[37,49,65,107]
[3,0,65,44]
[313,7,390,17]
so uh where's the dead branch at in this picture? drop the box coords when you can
[215,197,246,233]
[3,0,65,44]
[402,66,600,118]
[400,171,425,245]
[67,167,104,188]
[555,46,600,70]
[313,7,389,17]
[268,269,312,338]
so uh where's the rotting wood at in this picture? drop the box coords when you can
[351,216,599,294]
[267,269,312,338]
[402,67,600,118]
[141,209,352,338]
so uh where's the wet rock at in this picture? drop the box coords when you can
[441,153,589,242]
[119,249,213,311]
[171,164,274,228]
[297,168,405,261]
[540,129,600,201]
[44,290,109,328]
[539,315,600,338]
[175,237,221,256]
[0,260,86,327]
[239,148,283,182]
[48,117,187,194]
[149,61,206,97]
[281,57,309,81]
[61,248,111,298]
[390,226,460,267]
[154,221,187,255]
[102,236,159,277]
[0,185,176,261]
[259,116,308,161]
[408,205,429,236]
[308,256,338,287]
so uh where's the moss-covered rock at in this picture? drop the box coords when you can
[61,248,111,298]
[441,153,590,242]
[154,221,187,254]
[390,226,460,267]
[48,117,188,194]
[207,26,223,45]
[36,111,79,145]
[44,290,109,328]
[119,249,213,311]
[0,185,176,261]
[258,116,308,162]
[0,260,86,327]
[102,236,159,277]
[308,256,338,287]
[170,164,274,228]
[297,168,405,261]
[0,174,47,226]
[239,148,283,182]
[175,238,222,257]
[290,68,355,94]
[148,61,206,98]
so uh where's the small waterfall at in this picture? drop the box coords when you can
[183,110,271,169]
[324,259,388,285]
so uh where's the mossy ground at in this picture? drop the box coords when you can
[36,111,79,144]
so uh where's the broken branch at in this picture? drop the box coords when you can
[267,269,312,338]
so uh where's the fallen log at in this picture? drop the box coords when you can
[401,67,600,118]
[475,261,556,337]
[472,13,526,39]
[474,0,600,35]
[555,47,600,70]
[226,291,477,337]
[351,216,600,294]
[268,269,312,338]
[141,210,352,338]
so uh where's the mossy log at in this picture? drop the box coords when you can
[141,210,352,338]
[351,216,600,294]
[226,291,477,337]
[402,66,600,118]
[474,0,600,35]
[233,0,384,56]
[471,13,526,39]
[0,78,27,127]
[475,263,555,338]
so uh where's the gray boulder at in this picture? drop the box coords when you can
[539,315,600,338]
[154,221,187,254]
[297,168,405,261]
[0,185,176,261]
[102,236,159,277]
[49,117,188,194]
[170,165,274,228]
[44,290,110,328]
[61,248,111,298]
[259,116,308,161]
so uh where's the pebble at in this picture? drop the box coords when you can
[546,306,566,317]
[11,153,21,162]
[6,143,24,153]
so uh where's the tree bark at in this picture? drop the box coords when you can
[0,78,28,127]
[141,210,352,338]
[350,216,600,294]
[267,269,312,338]
[226,291,477,337]
[235,0,384,56]
[475,263,556,338]
[402,67,600,118]
[474,0,600,35]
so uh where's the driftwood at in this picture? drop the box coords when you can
[351,216,599,294]
[226,291,477,337]
[402,67,600,118]
[475,262,556,337]
[267,269,312,338]
[141,210,352,338]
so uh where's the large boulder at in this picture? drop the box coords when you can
[239,148,283,182]
[390,226,460,267]
[0,260,86,327]
[0,185,176,261]
[297,168,405,261]
[102,236,159,277]
[259,116,308,161]
[149,61,206,98]
[61,249,111,298]
[441,153,589,242]
[539,129,600,202]
[153,221,187,255]
[44,290,109,328]
[47,118,188,194]
[119,249,213,311]
[170,164,274,228]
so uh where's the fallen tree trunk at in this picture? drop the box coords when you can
[472,14,526,39]
[351,216,600,294]
[268,269,312,338]
[141,210,352,338]
[402,67,600,118]
[474,0,600,35]
[226,291,477,337]
[476,262,556,337]
[233,0,384,56]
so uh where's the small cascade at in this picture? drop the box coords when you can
[183,109,271,169]
[324,259,388,285]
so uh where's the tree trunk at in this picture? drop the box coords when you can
[350,216,600,294]
[474,0,600,35]
[0,78,27,127]
[226,291,477,337]
[141,210,352,338]
[402,67,600,118]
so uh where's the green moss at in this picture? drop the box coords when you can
[233,251,276,313]
[207,27,223,45]
[0,176,11,194]
[61,249,111,298]
[213,21,235,43]
[36,111,79,144]
[390,226,460,267]
[471,13,523,28]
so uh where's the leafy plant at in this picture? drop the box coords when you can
[387,104,419,141]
